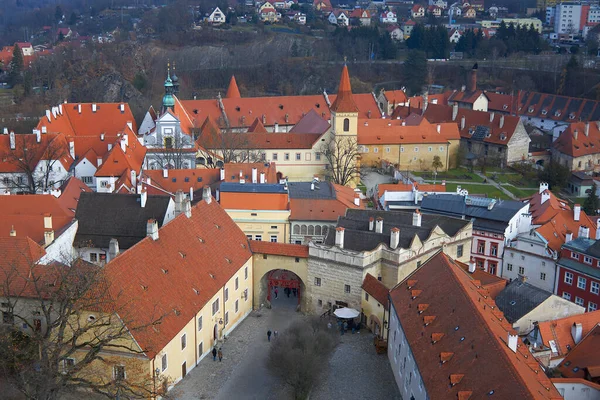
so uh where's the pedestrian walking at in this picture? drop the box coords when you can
[274,288,278,299]
[212,347,217,361]
[218,348,223,362]
[292,288,297,297]
[267,329,272,342]
[274,330,278,339]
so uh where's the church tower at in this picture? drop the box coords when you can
[162,63,175,113]
[329,63,359,137]
[171,61,180,96]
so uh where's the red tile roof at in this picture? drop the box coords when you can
[243,132,322,149]
[290,183,362,221]
[226,75,241,99]
[538,310,600,359]
[222,162,279,183]
[220,192,289,211]
[142,169,220,196]
[526,189,571,224]
[0,132,73,173]
[556,324,600,379]
[57,177,92,215]
[383,90,408,106]
[330,65,359,113]
[362,273,389,307]
[247,118,269,133]
[0,195,73,244]
[94,135,146,177]
[249,241,308,257]
[0,237,47,298]
[104,197,252,359]
[358,117,460,145]
[553,122,600,158]
[389,252,562,399]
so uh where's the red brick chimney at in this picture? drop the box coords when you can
[468,64,477,92]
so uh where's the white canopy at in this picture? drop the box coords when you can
[334,307,360,319]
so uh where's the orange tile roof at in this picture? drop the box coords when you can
[455,258,507,299]
[247,118,269,133]
[290,183,363,221]
[538,310,600,358]
[226,75,241,98]
[389,252,562,399]
[0,195,73,244]
[222,162,279,184]
[37,103,137,138]
[94,136,146,177]
[142,169,221,196]
[536,210,596,252]
[358,117,460,145]
[553,122,600,158]
[330,65,359,113]
[408,93,450,109]
[383,90,408,106]
[526,190,571,224]
[220,192,289,211]
[243,132,322,149]
[0,237,47,298]
[104,197,252,359]
[0,133,73,173]
[57,177,92,215]
[556,324,600,379]
[249,241,308,257]
[362,273,389,307]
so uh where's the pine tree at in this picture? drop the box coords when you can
[584,183,599,216]
[8,44,23,87]
[403,50,427,95]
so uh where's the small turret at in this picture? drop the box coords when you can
[162,62,175,112]
[171,61,180,96]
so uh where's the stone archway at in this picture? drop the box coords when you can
[265,269,303,309]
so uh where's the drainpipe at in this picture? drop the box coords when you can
[152,358,156,400]
[194,311,198,365]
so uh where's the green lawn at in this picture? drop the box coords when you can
[413,168,481,182]
[502,185,538,199]
[444,183,511,200]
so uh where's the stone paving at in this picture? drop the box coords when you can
[171,290,401,400]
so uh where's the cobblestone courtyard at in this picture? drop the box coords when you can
[171,295,400,400]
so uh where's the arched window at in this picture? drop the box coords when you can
[343,118,350,132]
[315,225,322,236]
[300,225,308,235]
[308,225,315,235]
[293,225,300,234]
[322,225,329,237]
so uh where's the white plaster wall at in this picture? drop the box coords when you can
[40,220,78,265]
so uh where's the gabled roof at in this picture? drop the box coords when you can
[0,195,74,244]
[104,197,252,359]
[56,177,92,216]
[329,65,359,113]
[222,162,279,184]
[553,122,600,158]
[389,252,562,399]
[382,89,408,106]
[141,169,221,196]
[0,237,47,298]
[226,75,241,99]
[538,310,600,358]
[288,109,331,134]
[219,183,290,211]
[358,117,460,145]
[556,324,600,379]
[535,209,596,252]
[74,192,171,249]
[94,136,146,177]
[288,181,363,221]
[362,273,389,307]
[0,132,73,173]
[525,189,571,225]
[249,241,308,257]
[495,278,553,323]
[242,132,322,150]
[247,118,269,133]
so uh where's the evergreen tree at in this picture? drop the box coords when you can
[8,44,23,87]
[403,50,427,95]
[55,5,63,23]
[23,70,32,97]
[69,12,77,26]
[406,24,425,50]
[584,183,599,216]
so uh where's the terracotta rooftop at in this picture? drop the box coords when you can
[389,252,562,399]
[289,182,362,221]
[0,132,73,173]
[249,241,308,258]
[104,196,252,359]
[226,75,241,99]
[329,65,359,113]
[383,89,408,106]
[56,177,92,215]
[0,236,48,298]
[247,118,269,133]
[358,116,460,145]
[538,310,600,359]
[553,122,600,158]
[525,189,572,224]
[142,169,221,196]
[556,324,600,380]
[94,135,146,177]
[362,273,389,307]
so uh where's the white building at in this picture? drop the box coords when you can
[208,7,226,24]
[504,230,557,292]
[380,10,398,24]
[555,2,583,34]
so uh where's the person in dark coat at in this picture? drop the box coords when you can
[274,288,278,299]
[218,348,223,362]
[267,329,272,342]
[212,347,217,361]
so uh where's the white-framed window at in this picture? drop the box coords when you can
[314,277,321,286]
[114,365,126,381]
[578,276,587,290]
[212,299,219,315]
[385,147,390,153]
[272,153,278,161]
[235,277,239,290]
[584,256,592,264]
[507,264,513,271]
[255,235,262,241]
[563,292,571,300]
[575,296,584,306]
[571,252,579,260]
[62,358,75,372]
[518,266,525,275]
[225,311,229,325]
[161,354,168,371]
[439,146,444,151]
[235,299,239,313]
[243,288,248,301]
[181,333,187,350]
[198,316,203,331]
[225,288,229,302]
[414,147,419,152]
[591,281,599,295]
[82,176,93,184]
[295,153,301,161]
[565,272,573,285]
[540,273,546,281]
[246,234,252,241]
[589,302,598,311]
[344,285,351,293]
[373,147,378,153]
[315,152,321,161]
[270,235,277,243]
[284,153,290,161]
[400,146,404,152]
[428,147,432,152]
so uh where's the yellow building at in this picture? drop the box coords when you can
[361,273,390,339]
[358,117,461,171]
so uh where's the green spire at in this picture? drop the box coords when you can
[162,62,175,110]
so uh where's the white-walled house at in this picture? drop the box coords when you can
[208,7,226,24]
[142,110,197,170]
[380,10,398,24]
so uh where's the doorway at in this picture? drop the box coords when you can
[266,269,302,309]
[181,361,187,378]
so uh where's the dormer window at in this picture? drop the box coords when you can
[541,109,547,115]
[569,113,575,119]
[555,111,561,117]
[503,104,508,110]
[528,107,534,113]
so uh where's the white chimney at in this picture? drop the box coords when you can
[9,227,16,237]
[581,226,590,239]
[108,144,112,151]
[260,172,265,184]
[34,129,41,143]
[130,170,136,188]
[58,104,63,115]
[140,190,147,208]
[44,214,52,230]
[566,231,573,242]
[460,116,465,130]
[499,115,505,129]
[490,112,495,123]
[375,217,384,234]
[92,103,97,113]
[436,124,441,133]
[122,133,128,147]
[354,196,360,207]
[46,109,51,121]
[203,186,212,204]
[335,227,345,248]
[188,186,193,202]
[9,131,15,150]
[147,219,159,241]
[239,170,243,178]
[44,230,54,247]
[100,133,105,141]
[41,126,46,134]
[574,129,579,140]
[120,137,126,152]
[163,169,168,178]
[78,104,82,114]
[369,217,374,231]
[69,141,75,159]
[539,182,548,194]
[136,182,142,194]
[412,210,422,227]
[452,103,458,121]
[390,227,400,249]
[571,322,583,345]
[120,103,125,113]
[596,224,600,240]
[220,168,225,181]
[541,190,550,205]
[252,168,258,183]
[507,333,518,353]
[468,259,476,273]
[274,122,279,132]
[311,182,315,191]
[574,204,581,222]
[585,122,590,137]
[109,238,120,260]
[97,157,103,166]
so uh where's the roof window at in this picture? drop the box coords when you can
[454,326,459,331]
[509,300,517,305]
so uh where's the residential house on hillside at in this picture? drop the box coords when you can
[421,193,531,276]
[463,5,476,18]
[402,20,416,39]
[556,237,600,312]
[495,277,585,336]
[288,180,362,244]
[0,130,73,194]
[430,0,448,8]
[259,2,281,22]
[74,192,175,265]
[207,7,226,24]
[449,28,462,43]
[381,10,398,23]
[308,209,473,313]
[349,9,371,25]
[410,4,425,18]
[387,252,563,400]
[387,25,403,41]
[427,5,442,16]
[529,310,600,368]
[313,0,332,12]
[552,122,600,172]
[328,10,349,26]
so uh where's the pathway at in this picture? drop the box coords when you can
[473,171,518,200]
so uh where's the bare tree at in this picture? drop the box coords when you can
[268,318,339,400]
[148,133,196,170]
[0,134,70,194]
[0,247,170,400]
[319,135,361,186]
[195,127,263,165]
